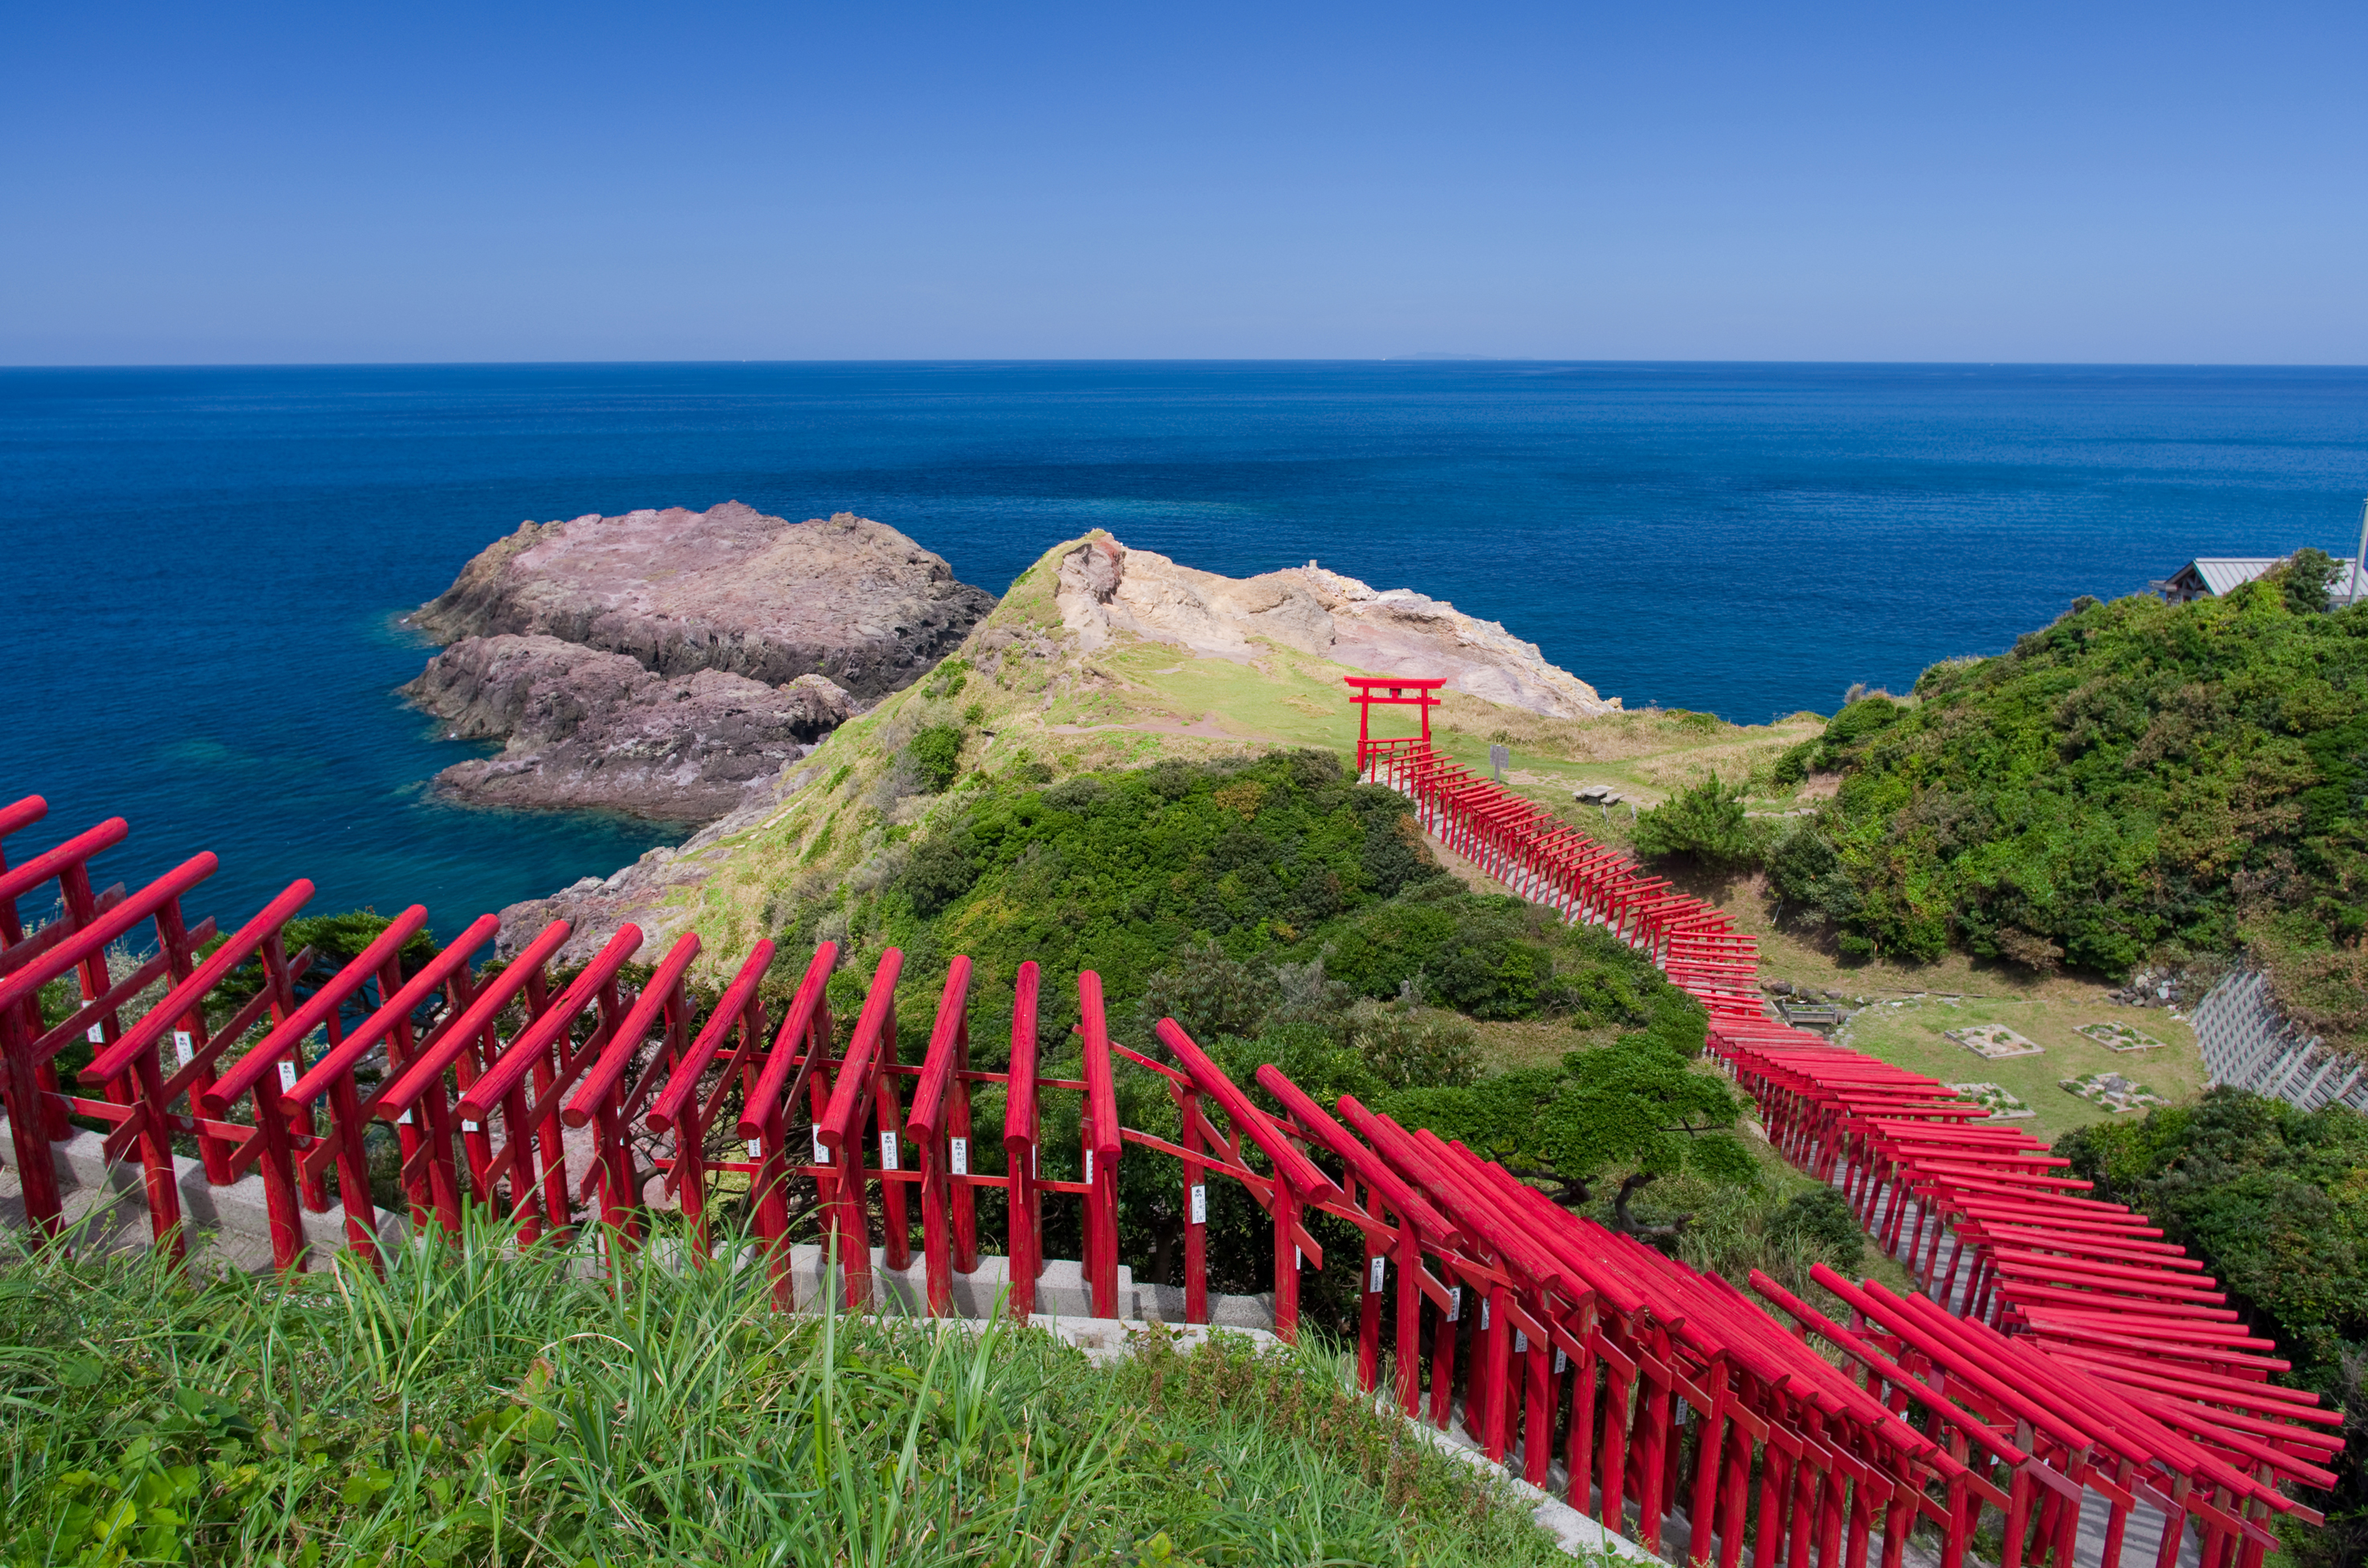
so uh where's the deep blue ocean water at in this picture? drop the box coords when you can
[5,361,2363,944]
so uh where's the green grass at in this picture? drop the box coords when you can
[1829,991,2206,1144]
[1,1213,1583,1568]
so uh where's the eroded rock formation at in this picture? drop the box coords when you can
[1054,538,1617,717]
[404,635,853,822]
[411,503,994,697]
[403,503,991,821]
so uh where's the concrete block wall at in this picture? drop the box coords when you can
[2193,969,2368,1114]
[0,1118,405,1269]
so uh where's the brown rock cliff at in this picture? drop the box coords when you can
[402,504,991,822]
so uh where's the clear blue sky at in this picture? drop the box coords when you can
[6,2,2363,364]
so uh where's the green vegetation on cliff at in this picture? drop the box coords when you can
[736,746,1865,1330]
[809,748,1678,1040]
[1723,558,2367,1026]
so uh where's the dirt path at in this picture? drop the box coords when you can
[1423,829,1520,899]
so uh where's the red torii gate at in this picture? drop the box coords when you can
[1343,674,1444,775]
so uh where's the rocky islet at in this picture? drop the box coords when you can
[401,502,997,823]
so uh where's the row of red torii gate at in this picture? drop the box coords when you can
[0,676,2337,1568]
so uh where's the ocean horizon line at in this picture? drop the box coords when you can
[8,356,2368,374]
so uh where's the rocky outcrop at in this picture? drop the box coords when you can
[410,503,995,700]
[1056,538,1618,717]
[403,503,991,823]
[405,635,852,822]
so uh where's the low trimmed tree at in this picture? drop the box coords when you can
[1632,772,1763,867]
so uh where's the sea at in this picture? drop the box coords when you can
[5,361,2364,944]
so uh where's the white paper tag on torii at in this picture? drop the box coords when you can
[397,1107,413,1126]
[1083,1150,1093,1184]
[1515,1330,1528,1353]
[950,1137,968,1176]
[812,1128,830,1164]
[173,1031,194,1066]
[1674,1398,1690,1425]
[87,1024,104,1043]
[747,1139,763,1160]
[1368,1256,1385,1293]
[879,1131,899,1171]
[1190,1184,1207,1224]
[278,1061,297,1092]
[1556,1347,1568,1373]
[1480,1298,1491,1330]
[1446,1288,1462,1322]
[462,1117,482,1132]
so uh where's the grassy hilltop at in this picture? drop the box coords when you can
[633,532,1818,993]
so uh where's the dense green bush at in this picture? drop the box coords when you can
[1766,1187,1865,1271]
[1346,1002,1482,1091]
[1632,773,1764,867]
[1374,992,1748,1239]
[856,749,1642,1037]
[794,748,1743,1324]
[2060,1088,2368,1566]
[1769,574,2368,978]
[904,724,966,793]
[1320,891,1562,1019]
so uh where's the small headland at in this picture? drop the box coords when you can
[400,502,997,823]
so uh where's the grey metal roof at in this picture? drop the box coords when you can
[2188,559,2285,595]
[2172,558,2362,599]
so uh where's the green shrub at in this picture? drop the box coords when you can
[1373,1005,1743,1226]
[1133,939,1286,1045]
[1346,1001,1481,1090]
[905,724,966,793]
[197,908,443,1013]
[899,819,981,916]
[1764,823,1859,928]
[2282,549,2344,616]
[1767,1187,1866,1271]
[920,657,971,701]
[1632,772,1764,867]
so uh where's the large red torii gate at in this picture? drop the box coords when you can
[1343,674,1445,775]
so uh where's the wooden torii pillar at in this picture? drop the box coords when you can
[1342,676,1445,775]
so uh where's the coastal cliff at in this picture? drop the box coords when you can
[403,503,995,822]
[497,530,1629,961]
[405,635,855,822]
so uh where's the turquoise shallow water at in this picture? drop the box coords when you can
[3,360,2363,941]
